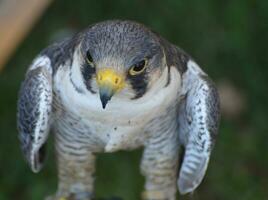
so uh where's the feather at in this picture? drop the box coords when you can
[177,60,220,194]
[17,56,53,173]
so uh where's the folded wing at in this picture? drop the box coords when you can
[177,60,220,194]
[17,56,53,173]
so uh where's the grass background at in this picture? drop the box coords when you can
[0,0,268,199]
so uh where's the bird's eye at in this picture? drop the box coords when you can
[129,59,148,76]
[86,51,94,66]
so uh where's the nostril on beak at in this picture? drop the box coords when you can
[115,78,119,84]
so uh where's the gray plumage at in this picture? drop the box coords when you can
[18,59,52,173]
[17,20,220,200]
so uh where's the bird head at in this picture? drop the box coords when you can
[79,20,167,109]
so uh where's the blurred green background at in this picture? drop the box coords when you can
[1,0,268,199]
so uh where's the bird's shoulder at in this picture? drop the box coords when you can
[149,30,191,75]
[162,41,190,73]
[40,33,83,74]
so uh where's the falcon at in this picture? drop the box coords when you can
[17,20,220,200]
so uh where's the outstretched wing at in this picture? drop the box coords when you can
[177,60,220,194]
[17,56,53,173]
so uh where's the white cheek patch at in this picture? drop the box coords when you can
[69,49,87,93]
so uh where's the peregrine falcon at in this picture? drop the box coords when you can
[17,20,220,200]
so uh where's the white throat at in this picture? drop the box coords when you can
[54,49,181,126]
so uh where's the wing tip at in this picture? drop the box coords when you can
[177,155,209,195]
[177,177,200,195]
[31,165,42,173]
[29,144,47,173]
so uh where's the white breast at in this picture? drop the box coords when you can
[54,62,181,152]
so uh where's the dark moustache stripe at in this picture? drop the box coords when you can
[127,71,148,99]
[81,62,96,94]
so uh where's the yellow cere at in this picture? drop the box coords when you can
[96,68,125,91]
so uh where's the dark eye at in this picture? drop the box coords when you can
[129,59,148,76]
[86,51,94,65]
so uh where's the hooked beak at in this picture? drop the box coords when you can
[96,69,125,109]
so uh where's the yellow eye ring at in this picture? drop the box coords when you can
[129,59,148,76]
